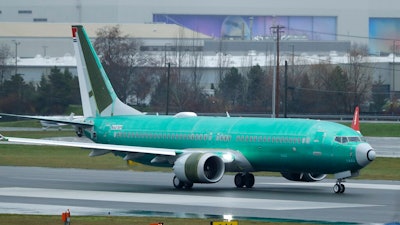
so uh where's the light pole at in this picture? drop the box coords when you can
[166,62,171,115]
[270,25,285,117]
[12,40,20,75]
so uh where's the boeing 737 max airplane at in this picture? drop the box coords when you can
[0,25,376,194]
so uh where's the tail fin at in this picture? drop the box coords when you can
[71,25,142,117]
[351,106,360,133]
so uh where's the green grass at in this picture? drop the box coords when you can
[341,122,400,137]
[0,120,42,127]
[0,214,323,225]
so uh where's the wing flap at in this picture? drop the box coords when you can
[1,136,176,156]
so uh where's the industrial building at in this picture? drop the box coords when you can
[0,0,399,94]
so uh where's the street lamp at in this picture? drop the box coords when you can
[270,25,285,118]
[12,40,21,75]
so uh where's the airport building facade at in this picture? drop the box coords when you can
[0,0,399,96]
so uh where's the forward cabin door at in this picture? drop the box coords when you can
[309,131,330,171]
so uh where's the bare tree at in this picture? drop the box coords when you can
[156,27,208,112]
[94,25,154,105]
[344,43,373,112]
[216,39,231,82]
[0,43,11,86]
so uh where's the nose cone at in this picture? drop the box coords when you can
[356,143,376,167]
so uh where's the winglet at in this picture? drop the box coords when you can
[351,106,360,133]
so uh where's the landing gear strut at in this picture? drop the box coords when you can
[234,172,255,188]
[333,179,346,194]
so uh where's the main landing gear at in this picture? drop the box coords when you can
[234,172,255,188]
[173,176,193,189]
[333,179,346,194]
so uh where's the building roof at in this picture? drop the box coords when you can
[0,22,212,39]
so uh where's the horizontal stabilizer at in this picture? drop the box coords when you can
[0,113,92,127]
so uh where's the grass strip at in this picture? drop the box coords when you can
[0,214,338,225]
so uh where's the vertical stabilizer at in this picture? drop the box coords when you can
[351,106,360,133]
[72,25,142,117]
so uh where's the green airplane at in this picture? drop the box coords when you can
[0,25,376,194]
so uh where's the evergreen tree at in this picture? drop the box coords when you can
[35,67,79,114]
[0,74,36,114]
[216,67,246,111]
[246,65,268,112]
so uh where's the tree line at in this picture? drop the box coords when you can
[0,67,80,115]
[0,25,392,116]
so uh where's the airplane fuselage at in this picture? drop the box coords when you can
[85,115,367,175]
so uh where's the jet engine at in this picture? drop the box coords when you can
[173,152,225,183]
[281,172,327,182]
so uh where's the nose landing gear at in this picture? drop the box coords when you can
[333,179,346,194]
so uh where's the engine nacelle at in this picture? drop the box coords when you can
[281,172,327,182]
[173,152,225,183]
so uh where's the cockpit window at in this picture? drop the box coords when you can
[334,136,363,143]
[348,136,360,142]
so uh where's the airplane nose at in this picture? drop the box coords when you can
[356,143,376,167]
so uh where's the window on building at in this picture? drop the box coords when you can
[18,10,32,14]
[33,18,47,22]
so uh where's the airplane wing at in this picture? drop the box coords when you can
[0,135,176,156]
[0,113,92,127]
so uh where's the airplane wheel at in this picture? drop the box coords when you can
[173,176,184,189]
[76,127,83,137]
[340,184,345,193]
[244,173,255,188]
[234,173,245,188]
[333,183,345,194]
[184,182,193,189]
[333,184,341,193]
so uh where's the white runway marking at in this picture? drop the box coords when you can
[0,187,381,211]
[259,182,400,191]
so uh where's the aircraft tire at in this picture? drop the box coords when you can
[184,182,193,189]
[244,173,255,188]
[76,127,83,137]
[234,173,245,188]
[173,176,184,189]
[340,184,345,193]
[333,183,346,194]
[333,184,340,193]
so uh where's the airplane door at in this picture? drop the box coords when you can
[313,131,324,144]
[310,131,330,171]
